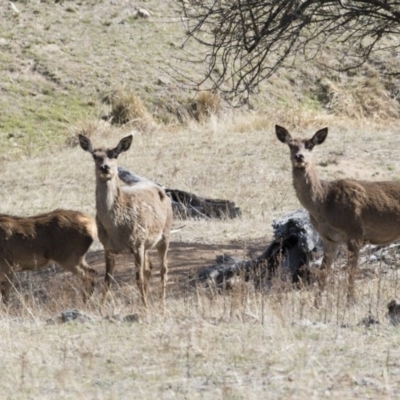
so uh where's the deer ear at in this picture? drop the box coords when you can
[79,134,94,153]
[275,125,292,144]
[311,128,328,146]
[114,135,133,155]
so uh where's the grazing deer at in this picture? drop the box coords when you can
[0,209,97,304]
[79,134,173,308]
[276,125,400,303]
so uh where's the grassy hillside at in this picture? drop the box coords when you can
[1,1,400,157]
[1,0,188,154]
[1,1,400,399]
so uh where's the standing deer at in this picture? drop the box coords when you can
[0,209,97,304]
[276,125,400,303]
[79,134,173,308]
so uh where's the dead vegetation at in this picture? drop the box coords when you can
[1,0,400,398]
[316,75,400,120]
[1,254,400,398]
[187,91,222,122]
[1,1,400,156]
[0,116,399,397]
[102,88,157,132]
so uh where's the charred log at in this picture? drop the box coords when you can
[118,167,241,219]
[197,208,322,288]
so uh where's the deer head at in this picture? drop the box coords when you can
[275,125,328,169]
[79,134,133,181]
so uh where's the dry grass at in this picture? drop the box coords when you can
[1,261,400,399]
[1,112,400,397]
[64,119,113,147]
[2,109,400,237]
[317,75,400,120]
[1,1,400,398]
[1,1,400,156]
[104,88,157,132]
[187,91,222,122]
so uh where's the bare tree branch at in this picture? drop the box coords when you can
[176,0,400,101]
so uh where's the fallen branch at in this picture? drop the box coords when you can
[197,208,320,288]
[198,208,400,289]
[118,167,241,219]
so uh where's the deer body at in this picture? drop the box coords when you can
[296,176,400,245]
[0,209,97,304]
[276,125,400,302]
[79,134,173,308]
[96,182,167,252]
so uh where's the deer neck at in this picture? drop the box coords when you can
[95,176,126,220]
[292,161,326,215]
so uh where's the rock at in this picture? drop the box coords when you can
[123,314,139,323]
[388,299,400,325]
[136,8,151,18]
[103,314,139,323]
[358,314,380,327]
[61,309,93,323]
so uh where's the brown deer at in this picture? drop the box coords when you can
[276,125,400,303]
[0,209,97,304]
[79,134,173,308]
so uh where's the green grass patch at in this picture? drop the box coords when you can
[0,91,97,156]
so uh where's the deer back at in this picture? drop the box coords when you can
[0,209,97,270]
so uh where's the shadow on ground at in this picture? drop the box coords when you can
[10,240,268,307]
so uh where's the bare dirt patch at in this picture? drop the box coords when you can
[9,239,268,308]
[88,240,266,290]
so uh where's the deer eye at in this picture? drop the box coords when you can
[107,150,118,159]
[305,141,314,150]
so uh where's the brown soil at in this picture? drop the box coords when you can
[85,240,267,290]
[10,240,268,307]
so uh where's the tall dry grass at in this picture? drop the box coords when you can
[1,108,400,397]
[103,87,158,132]
[1,1,400,397]
[0,252,400,398]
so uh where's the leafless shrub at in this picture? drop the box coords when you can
[178,0,400,101]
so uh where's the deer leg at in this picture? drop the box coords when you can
[137,254,151,299]
[315,240,339,306]
[157,238,169,309]
[134,245,148,308]
[143,253,152,299]
[347,239,361,305]
[104,250,116,290]
[79,259,97,302]
[0,272,12,305]
[61,257,97,303]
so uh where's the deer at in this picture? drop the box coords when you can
[0,209,97,304]
[78,134,173,309]
[276,125,400,304]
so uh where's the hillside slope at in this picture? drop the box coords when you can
[1,1,400,157]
